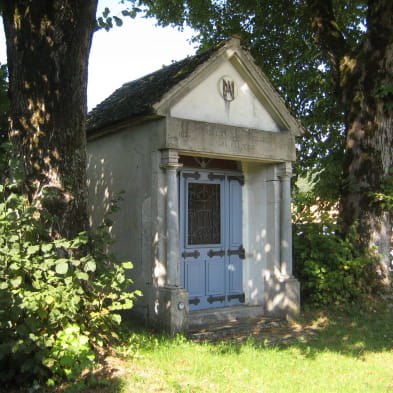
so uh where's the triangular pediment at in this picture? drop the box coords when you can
[154,37,303,136]
[87,37,304,137]
[169,61,281,132]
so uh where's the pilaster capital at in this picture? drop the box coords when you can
[160,149,183,171]
[277,162,293,180]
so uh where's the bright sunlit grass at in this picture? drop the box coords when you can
[118,339,392,393]
[82,304,393,393]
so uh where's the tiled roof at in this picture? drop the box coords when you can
[87,42,225,133]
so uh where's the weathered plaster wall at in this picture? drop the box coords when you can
[87,119,167,318]
[170,61,281,132]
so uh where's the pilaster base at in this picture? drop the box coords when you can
[153,286,189,335]
[264,275,300,320]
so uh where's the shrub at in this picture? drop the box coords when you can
[293,222,378,307]
[293,193,379,307]
[0,176,141,387]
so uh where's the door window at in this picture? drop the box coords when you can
[187,183,221,245]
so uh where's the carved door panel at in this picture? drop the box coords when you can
[180,170,244,311]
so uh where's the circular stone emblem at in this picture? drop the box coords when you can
[218,76,238,102]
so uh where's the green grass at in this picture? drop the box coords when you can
[83,304,393,393]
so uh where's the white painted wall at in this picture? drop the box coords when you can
[243,161,287,313]
[170,62,281,132]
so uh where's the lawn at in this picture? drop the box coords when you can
[82,304,393,393]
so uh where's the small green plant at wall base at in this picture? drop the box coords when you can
[0,152,141,388]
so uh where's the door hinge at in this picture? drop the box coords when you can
[228,246,245,259]
[207,249,225,257]
[182,250,200,259]
[189,297,200,306]
[208,173,225,181]
[228,175,244,185]
[182,171,200,180]
[227,293,245,303]
[207,295,226,304]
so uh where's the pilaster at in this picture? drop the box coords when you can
[160,149,183,286]
[278,162,293,277]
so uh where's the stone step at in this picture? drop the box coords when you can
[188,305,265,329]
[187,306,288,341]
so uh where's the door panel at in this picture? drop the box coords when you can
[180,170,244,310]
[229,179,242,247]
[206,257,226,294]
[185,260,205,298]
[228,255,243,293]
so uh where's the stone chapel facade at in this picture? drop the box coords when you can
[86,37,304,333]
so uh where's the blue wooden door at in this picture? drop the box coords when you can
[180,170,244,311]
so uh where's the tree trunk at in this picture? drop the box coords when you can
[1,0,97,240]
[340,2,393,287]
[307,0,392,288]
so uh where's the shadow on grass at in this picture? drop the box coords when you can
[290,303,393,359]
[75,377,126,393]
[206,301,393,361]
[4,377,125,393]
[187,303,393,359]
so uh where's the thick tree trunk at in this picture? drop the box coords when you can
[2,0,97,240]
[308,0,393,288]
[340,7,393,287]
[341,96,393,286]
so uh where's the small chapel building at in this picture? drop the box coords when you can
[86,36,304,333]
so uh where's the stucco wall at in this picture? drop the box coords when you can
[242,162,280,307]
[87,119,166,317]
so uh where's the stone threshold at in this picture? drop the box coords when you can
[187,305,288,341]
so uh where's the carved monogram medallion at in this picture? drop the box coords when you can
[218,76,238,102]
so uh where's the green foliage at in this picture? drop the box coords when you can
[293,222,377,307]
[97,6,124,31]
[293,191,379,307]
[43,324,94,387]
[368,168,393,212]
[0,163,141,388]
[375,74,393,111]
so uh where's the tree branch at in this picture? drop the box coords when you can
[306,0,350,86]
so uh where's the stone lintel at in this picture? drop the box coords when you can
[165,117,296,162]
